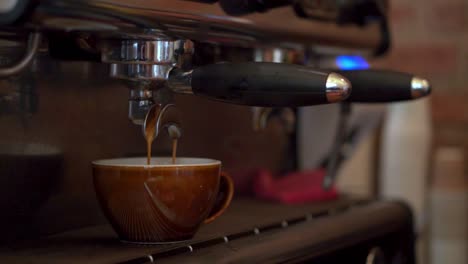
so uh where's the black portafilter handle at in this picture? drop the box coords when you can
[219,0,293,16]
[169,62,351,107]
[336,69,431,103]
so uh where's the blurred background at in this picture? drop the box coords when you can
[0,0,466,263]
[332,0,468,262]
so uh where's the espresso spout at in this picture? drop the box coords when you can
[143,104,182,141]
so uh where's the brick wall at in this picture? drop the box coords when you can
[374,0,468,160]
[376,2,468,263]
[374,0,466,93]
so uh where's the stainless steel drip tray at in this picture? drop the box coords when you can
[0,197,412,264]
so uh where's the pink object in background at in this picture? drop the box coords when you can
[253,168,338,204]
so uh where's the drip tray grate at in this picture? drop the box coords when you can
[119,199,370,264]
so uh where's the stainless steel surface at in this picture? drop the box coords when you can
[105,39,192,80]
[366,247,385,264]
[325,73,352,103]
[103,39,192,124]
[28,0,382,51]
[0,32,41,78]
[109,63,173,81]
[168,69,194,95]
[411,76,431,99]
[128,86,154,125]
[143,104,181,140]
[253,47,290,64]
[102,40,176,64]
[0,0,17,12]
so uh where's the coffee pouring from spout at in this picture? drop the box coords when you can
[142,104,182,141]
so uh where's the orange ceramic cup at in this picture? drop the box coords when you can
[92,157,234,243]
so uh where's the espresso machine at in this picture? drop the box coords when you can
[0,0,429,263]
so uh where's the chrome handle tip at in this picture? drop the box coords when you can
[411,77,431,99]
[325,73,352,103]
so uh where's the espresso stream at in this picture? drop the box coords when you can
[144,106,157,165]
[146,139,153,165]
[171,139,178,164]
[144,106,178,165]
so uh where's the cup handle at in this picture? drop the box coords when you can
[204,171,234,224]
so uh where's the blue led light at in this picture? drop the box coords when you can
[335,55,370,70]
